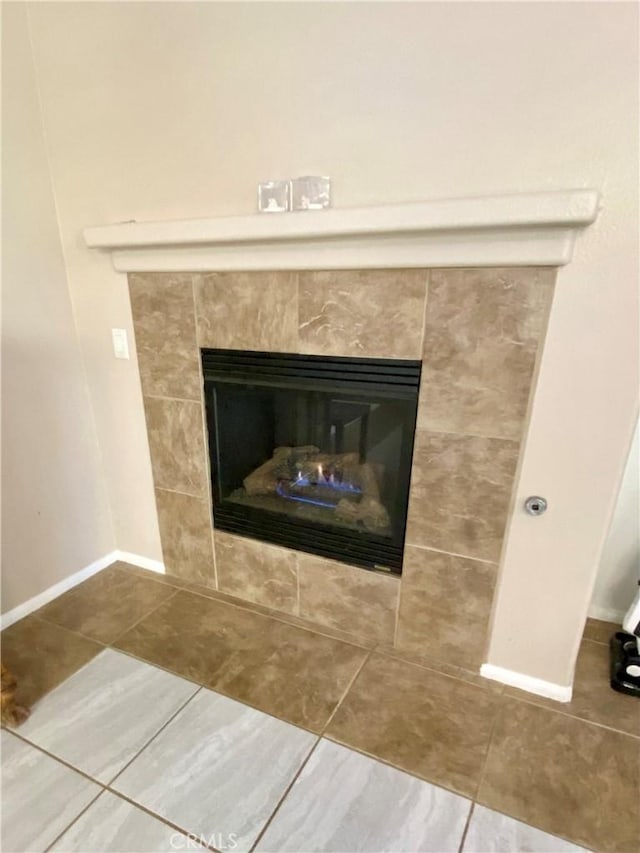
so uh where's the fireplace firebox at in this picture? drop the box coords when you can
[202,349,421,574]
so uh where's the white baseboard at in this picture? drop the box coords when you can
[114,550,165,575]
[480,663,573,703]
[1,551,119,630]
[587,604,624,624]
[0,549,166,631]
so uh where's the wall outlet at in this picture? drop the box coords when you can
[112,328,130,359]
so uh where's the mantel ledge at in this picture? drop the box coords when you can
[83,189,600,273]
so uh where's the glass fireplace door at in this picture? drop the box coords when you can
[203,349,421,574]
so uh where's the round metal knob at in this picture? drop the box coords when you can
[524,496,547,516]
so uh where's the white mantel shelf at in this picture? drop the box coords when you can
[84,189,600,272]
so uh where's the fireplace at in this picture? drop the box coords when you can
[202,348,421,574]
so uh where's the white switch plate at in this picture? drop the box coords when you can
[112,328,130,359]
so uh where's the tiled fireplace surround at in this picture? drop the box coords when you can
[129,267,555,671]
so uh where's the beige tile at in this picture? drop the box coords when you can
[327,652,501,797]
[155,488,215,586]
[505,638,640,738]
[143,396,208,496]
[214,531,298,615]
[298,553,398,645]
[120,561,375,646]
[298,270,427,359]
[114,590,367,732]
[396,546,497,670]
[378,643,504,694]
[194,271,298,352]
[418,268,554,439]
[406,430,519,561]
[583,616,619,644]
[128,273,201,400]
[1,616,102,710]
[35,564,175,644]
[478,698,640,852]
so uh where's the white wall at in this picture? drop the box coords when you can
[21,1,639,684]
[589,419,639,623]
[1,4,114,613]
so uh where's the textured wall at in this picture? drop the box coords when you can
[128,267,553,670]
[1,4,114,613]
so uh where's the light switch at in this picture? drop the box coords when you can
[112,328,130,359]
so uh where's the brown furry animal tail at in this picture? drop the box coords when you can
[1,663,30,727]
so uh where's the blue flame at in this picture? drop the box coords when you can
[275,468,362,509]
[275,482,338,509]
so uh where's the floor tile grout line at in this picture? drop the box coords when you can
[248,736,322,853]
[470,692,505,803]
[185,678,323,739]
[160,580,372,652]
[6,718,222,853]
[464,800,594,853]
[121,552,395,650]
[320,647,373,736]
[98,785,221,853]
[43,786,106,852]
[4,726,113,789]
[4,687,213,851]
[374,646,503,695]
[3,682,203,793]
[322,730,477,803]
[123,559,367,646]
[25,613,108,648]
[470,696,638,850]
[503,690,640,741]
[457,800,476,853]
[108,587,180,648]
[27,570,180,651]
[582,635,614,648]
[366,646,638,740]
[124,561,497,686]
[103,645,205,693]
[98,640,324,740]
[106,685,205,789]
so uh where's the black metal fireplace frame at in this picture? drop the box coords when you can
[202,348,421,575]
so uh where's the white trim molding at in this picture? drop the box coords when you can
[0,550,165,630]
[84,189,600,272]
[480,663,573,703]
[0,552,118,630]
[115,550,165,575]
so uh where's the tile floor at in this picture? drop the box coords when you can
[1,563,638,852]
